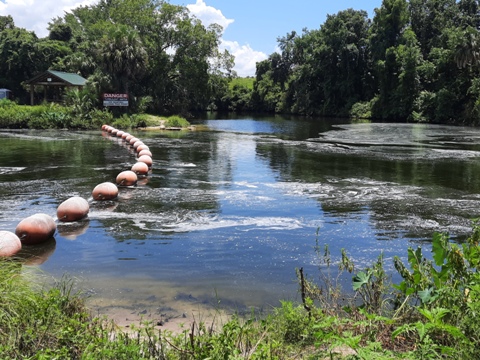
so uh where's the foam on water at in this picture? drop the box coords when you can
[0,167,26,174]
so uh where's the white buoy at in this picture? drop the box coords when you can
[0,231,22,256]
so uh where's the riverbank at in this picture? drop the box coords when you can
[88,288,233,335]
[0,99,192,131]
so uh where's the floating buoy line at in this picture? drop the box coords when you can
[0,124,153,259]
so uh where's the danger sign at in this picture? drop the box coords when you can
[103,93,129,107]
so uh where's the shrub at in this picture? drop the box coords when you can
[112,113,136,129]
[350,101,372,119]
[165,115,190,128]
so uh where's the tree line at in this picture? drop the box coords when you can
[1,0,480,124]
[220,0,480,125]
[0,0,235,117]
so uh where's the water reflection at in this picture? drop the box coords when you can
[57,219,90,240]
[16,237,56,265]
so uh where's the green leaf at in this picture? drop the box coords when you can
[418,287,436,304]
[352,271,370,291]
[432,233,447,266]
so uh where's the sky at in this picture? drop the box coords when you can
[0,0,382,76]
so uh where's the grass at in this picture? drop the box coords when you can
[229,77,255,90]
[0,99,190,130]
[3,225,480,358]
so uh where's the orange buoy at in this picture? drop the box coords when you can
[57,196,90,222]
[102,124,108,131]
[121,132,130,140]
[111,129,119,135]
[133,140,144,150]
[129,137,140,146]
[136,144,150,153]
[0,231,22,256]
[92,182,119,201]
[131,162,149,176]
[138,155,153,168]
[138,149,152,157]
[116,130,125,138]
[125,134,134,142]
[15,213,57,245]
[116,170,138,186]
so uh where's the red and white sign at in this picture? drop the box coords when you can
[103,93,129,107]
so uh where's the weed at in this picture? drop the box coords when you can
[165,115,190,128]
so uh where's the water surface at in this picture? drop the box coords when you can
[1,116,480,319]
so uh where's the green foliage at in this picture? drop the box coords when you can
[165,115,190,128]
[350,101,372,119]
[0,260,90,359]
[0,100,116,130]
[229,77,255,90]
[112,114,137,129]
[390,222,480,357]
[0,0,229,114]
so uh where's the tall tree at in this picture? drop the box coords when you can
[370,0,412,119]
[96,24,148,95]
[409,0,457,58]
[0,27,39,99]
[275,9,371,116]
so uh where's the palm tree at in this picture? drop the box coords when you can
[454,26,480,69]
[97,25,148,94]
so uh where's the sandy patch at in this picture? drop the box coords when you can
[97,304,231,335]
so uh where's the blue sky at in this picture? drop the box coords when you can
[170,0,382,75]
[0,0,383,76]
[171,1,381,55]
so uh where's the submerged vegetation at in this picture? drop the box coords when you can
[2,223,480,358]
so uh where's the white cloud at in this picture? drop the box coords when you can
[186,0,234,32]
[221,40,267,77]
[0,0,97,38]
[185,0,266,77]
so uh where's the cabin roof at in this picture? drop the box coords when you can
[26,70,87,86]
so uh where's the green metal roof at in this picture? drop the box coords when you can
[26,70,87,86]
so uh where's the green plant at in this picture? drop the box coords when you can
[392,307,465,358]
[352,253,390,314]
[390,221,480,357]
[165,115,190,128]
[136,96,153,114]
[349,101,372,119]
[64,88,95,119]
[112,113,136,129]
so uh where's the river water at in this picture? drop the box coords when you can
[1,115,480,321]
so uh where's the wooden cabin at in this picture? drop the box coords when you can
[25,70,87,105]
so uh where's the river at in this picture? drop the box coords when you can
[1,114,480,324]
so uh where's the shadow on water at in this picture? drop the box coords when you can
[2,119,480,319]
